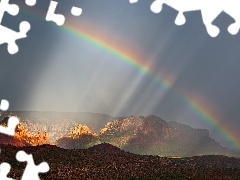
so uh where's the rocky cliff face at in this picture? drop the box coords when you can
[56,124,100,149]
[99,115,230,156]
[0,113,232,156]
[0,117,50,146]
[0,111,115,142]
[99,115,168,149]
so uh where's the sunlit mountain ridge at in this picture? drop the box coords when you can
[0,118,49,146]
[0,112,238,157]
[94,115,233,157]
[0,111,115,142]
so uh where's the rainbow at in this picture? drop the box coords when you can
[63,21,240,151]
[18,4,240,151]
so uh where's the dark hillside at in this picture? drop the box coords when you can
[0,144,240,179]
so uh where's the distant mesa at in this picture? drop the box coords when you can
[56,115,233,157]
[98,115,229,156]
[0,112,237,157]
[0,115,50,147]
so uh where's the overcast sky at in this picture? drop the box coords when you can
[1,0,240,149]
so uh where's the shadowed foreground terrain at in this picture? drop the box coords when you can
[1,143,240,180]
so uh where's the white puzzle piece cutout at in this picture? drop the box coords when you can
[0,150,49,180]
[129,0,138,3]
[131,0,240,37]
[16,151,49,180]
[71,6,82,16]
[45,0,65,26]
[46,1,82,26]
[0,21,30,54]
[0,0,31,54]
[0,99,9,111]
[0,116,19,136]
[0,163,15,180]
[25,0,37,6]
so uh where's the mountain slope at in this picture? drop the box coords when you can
[56,124,100,149]
[99,115,231,156]
[0,111,115,142]
[0,112,235,156]
[0,117,50,146]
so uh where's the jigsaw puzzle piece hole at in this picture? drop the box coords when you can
[151,0,163,13]
[38,162,50,173]
[175,12,186,26]
[25,0,36,6]
[228,23,240,35]
[8,43,18,55]
[19,21,31,33]
[0,99,9,111]
[7,4,19,16]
